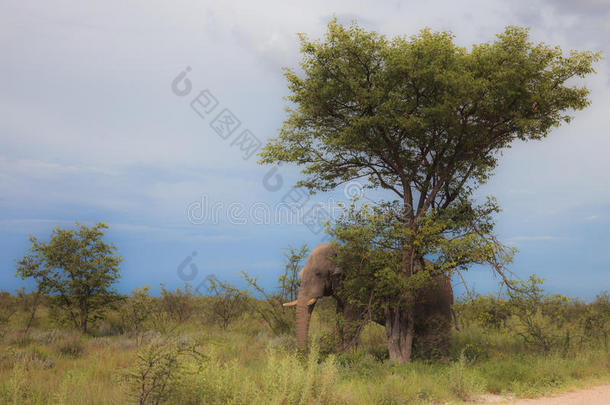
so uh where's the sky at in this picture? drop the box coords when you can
[1,0,609,299]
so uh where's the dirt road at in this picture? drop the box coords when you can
[483,383,610,404]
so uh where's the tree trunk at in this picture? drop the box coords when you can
[384,200,417,363]
[22,290,41,338]
[80,307,88,334]
[385,305,415,362]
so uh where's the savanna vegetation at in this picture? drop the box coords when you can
[1,21,607,404]
[0,240,608,404]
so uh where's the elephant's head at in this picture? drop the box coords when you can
[282,243,339,347]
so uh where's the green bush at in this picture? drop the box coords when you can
[126,337,205,405]
[55,335,84,358]
[445,353,486,400]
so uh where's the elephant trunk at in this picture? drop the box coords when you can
[295,289,314,347]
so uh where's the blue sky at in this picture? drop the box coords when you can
[1,0,609,299]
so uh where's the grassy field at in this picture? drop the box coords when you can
[0,289,608,404]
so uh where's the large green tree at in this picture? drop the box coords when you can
[260,21,599,362]
[16,222,122,333]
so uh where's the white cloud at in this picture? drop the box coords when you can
[506,235,570,246]
[0,218,76,234]
[1,0,609,296]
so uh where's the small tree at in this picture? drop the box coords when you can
[278,244,309,302]
[0,291,18,330]
[241,271,294,336]
[205,276,246,329]
[159,283,196,324]
[121,286,154,339]
[506,275,572,354]
[127,338,204,405]
[582,291,609,348]
[15,222,122,333]
[16,286,42,337]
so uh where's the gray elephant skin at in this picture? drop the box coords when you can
[283,243,453,357]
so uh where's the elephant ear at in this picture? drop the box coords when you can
[299,267,305,279]
[330,260,342,292]
[329,245,342,276]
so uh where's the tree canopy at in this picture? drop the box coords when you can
[261,21,599,216]
[16,222,122,333]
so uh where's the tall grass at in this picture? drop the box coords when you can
[167,344,338,405]
[0,288,608,404]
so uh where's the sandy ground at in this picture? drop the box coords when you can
[481,383,610,404]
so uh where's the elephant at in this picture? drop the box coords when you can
[283,243,454,357]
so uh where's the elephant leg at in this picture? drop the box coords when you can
[410,276,453,359]
[413,307,452,359]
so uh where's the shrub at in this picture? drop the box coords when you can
[119,286,154,337]
[126,337,205,405]
[4,345,55,370]
[240,272,294,336]
[454,293,511,330]
[159,284,196,324]
[144,285,195,333]
[460,342,489,363]
[507,276,572,354]
[0,291,18,329]
[445,353,486,400]
[581,291,609,348]
[205,276,246,330]
[55,334,84,358]
[277,244,308,302]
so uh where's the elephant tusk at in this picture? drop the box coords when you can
[283,298,317,307]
